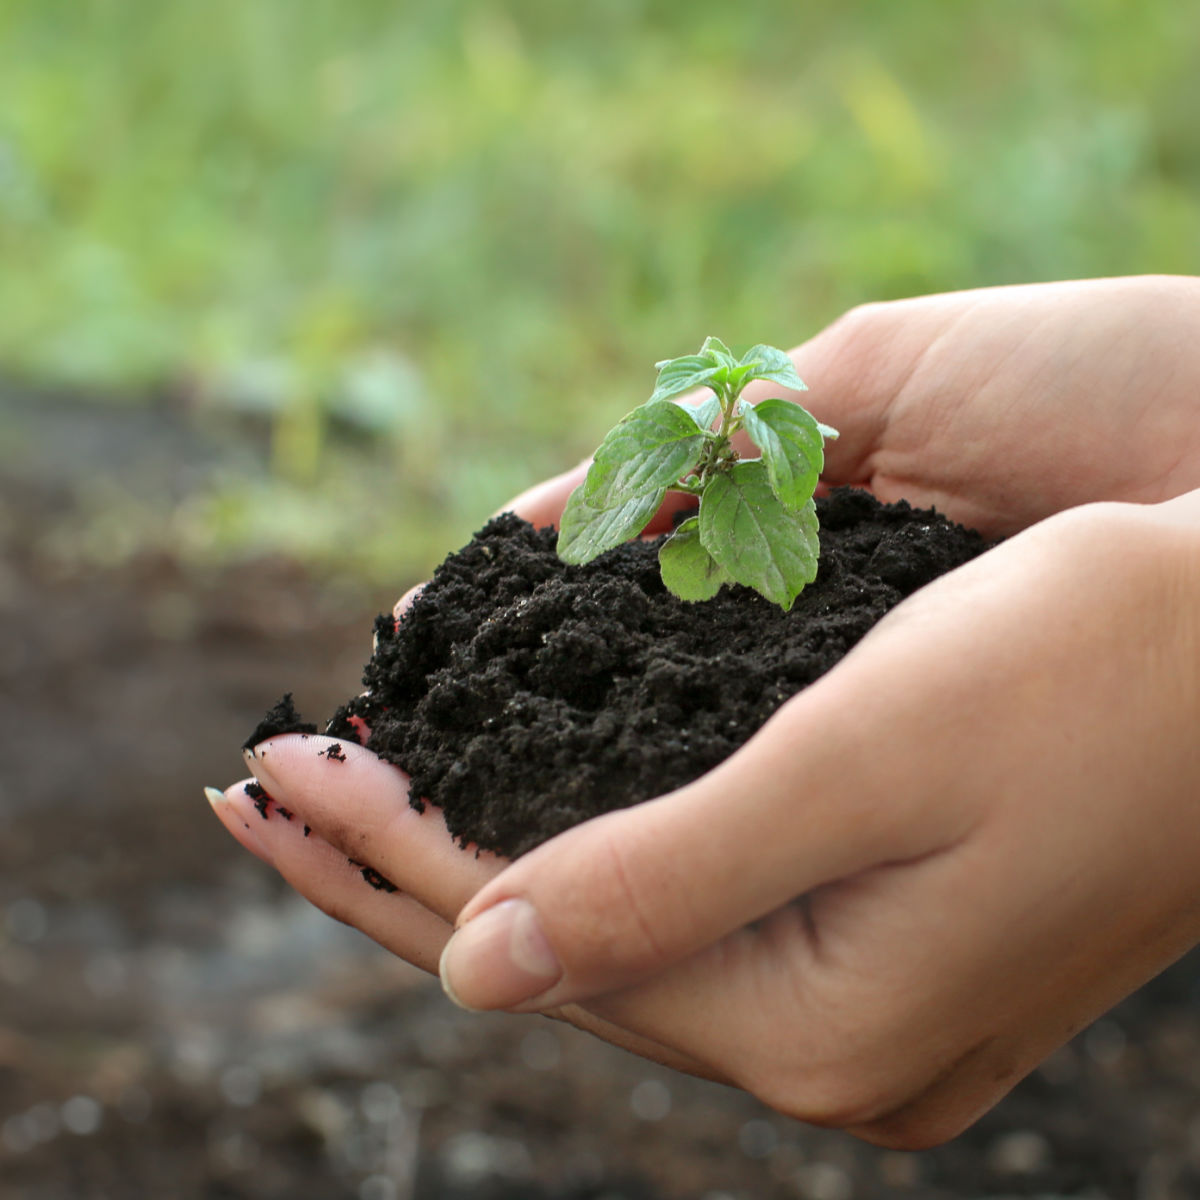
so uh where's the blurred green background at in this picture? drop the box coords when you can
[4,10,1200,1191]
[2,0,1199,586]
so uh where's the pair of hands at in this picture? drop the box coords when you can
[211,276,1200,1149]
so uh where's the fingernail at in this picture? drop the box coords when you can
[438,899,562,1012]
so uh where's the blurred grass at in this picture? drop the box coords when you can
[1,0,1198,582]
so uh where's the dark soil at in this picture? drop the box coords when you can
[268,489,990,857]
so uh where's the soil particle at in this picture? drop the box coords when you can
[244,779,272,820]
[344,858,397,891]
[360,866,400,893]
[260,489,989,859]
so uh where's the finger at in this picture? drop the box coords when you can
[763,295,999,497]
[228,757,725,1081]
[211,760,1024,1124]
[244,734,499,923]
[206,778,451,973]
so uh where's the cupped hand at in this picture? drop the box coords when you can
[214,487,1200,1147]
[208,276,1200,1147]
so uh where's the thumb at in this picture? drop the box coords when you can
[436,661,949,1014]
[778,301,927,491]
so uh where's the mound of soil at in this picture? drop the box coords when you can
[251,489,989,858]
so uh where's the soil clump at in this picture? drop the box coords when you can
[254,488,989,857]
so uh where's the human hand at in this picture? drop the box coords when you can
[209,276,1200,1145]
[213,486,1200,1147]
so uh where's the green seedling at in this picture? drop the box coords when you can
[557,337,838,610]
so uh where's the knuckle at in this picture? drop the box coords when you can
[836,299,883,329]
[1048,499,1133,540]
[826,300,890,347]
[1047,498,1155,549]
[810,301,902,397]
[1036,501,1173,594]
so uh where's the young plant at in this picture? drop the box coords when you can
[557,337,838,611]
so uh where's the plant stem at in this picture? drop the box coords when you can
[694,382,742,485]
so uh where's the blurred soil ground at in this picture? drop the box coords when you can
[2,395,1199,1199]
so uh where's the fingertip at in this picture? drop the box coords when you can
[394,584,425,620]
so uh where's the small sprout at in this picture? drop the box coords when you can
[557,339,838,610]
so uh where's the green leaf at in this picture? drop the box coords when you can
[658,516,730,602]
[583,401,707,507]
[726,361,760,390]
[683,394,721,432]
[557,485,665,566]
[649,354,722,403]
[738,397,827,508]
[737,344,807,392]
[699,335,737,370]
[698,462,820,610]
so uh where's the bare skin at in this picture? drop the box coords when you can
[211,276,1200,1148]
